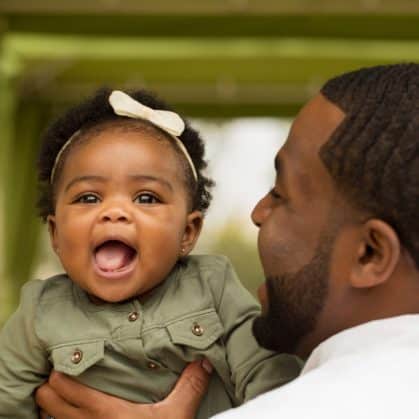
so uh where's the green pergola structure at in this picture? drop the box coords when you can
[1,0,419,322]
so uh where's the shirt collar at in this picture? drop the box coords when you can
[302,314,419,375]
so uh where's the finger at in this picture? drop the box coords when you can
[35,381,81,419]
[48,371,104,408]
[39,409,64,419]
[162,360,212,418]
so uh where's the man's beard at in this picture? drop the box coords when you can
[252,232,335,355]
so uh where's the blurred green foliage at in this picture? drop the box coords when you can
[207,220,263,298]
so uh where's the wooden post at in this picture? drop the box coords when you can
[3,100,45,314]
[0,44,20,325]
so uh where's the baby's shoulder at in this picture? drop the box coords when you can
[183,254,234,276]
[22,274,74,305]
[177,254,242,304]
[181,254,236,288]
[152,255,237,327]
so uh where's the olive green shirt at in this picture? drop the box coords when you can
[0,255,301,418]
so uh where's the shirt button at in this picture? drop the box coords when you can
[192,322,204,336]
[147,362,159,370]
[128,311,139,322]
[71,350,83,364]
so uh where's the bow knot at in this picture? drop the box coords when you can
[109,90,185,137]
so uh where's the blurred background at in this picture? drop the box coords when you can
[1,0,419,325]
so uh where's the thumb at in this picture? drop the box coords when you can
[161,360,213,419]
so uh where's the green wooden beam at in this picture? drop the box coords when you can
[7,35,419,61]
[2,0,419,42]
[2,0,419,15]
[6,34,419,92]
[4,34,419,116]
[2,14,419,40]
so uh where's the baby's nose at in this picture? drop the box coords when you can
[100,206,132,223]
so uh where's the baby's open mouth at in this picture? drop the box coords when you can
[94,240,137,272]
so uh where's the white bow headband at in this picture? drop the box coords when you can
[50,90,198,183]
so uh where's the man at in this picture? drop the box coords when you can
[37,63,419,418]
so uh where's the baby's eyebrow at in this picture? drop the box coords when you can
[64,175,107,192]
[128,174,173,192]
[64,174,174,193]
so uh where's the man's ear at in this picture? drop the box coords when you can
[350,219,400,289]
[47,215,59,255]
[181,211,203,255]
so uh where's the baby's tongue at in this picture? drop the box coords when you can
[95,241,133,271]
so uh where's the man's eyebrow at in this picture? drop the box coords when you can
[128,174,173,192]
[274,154,288,191]
[274,155,281,174]
[65,175,107,192]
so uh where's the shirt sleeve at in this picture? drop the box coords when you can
[0,280,50,417]
[214,258,303,403]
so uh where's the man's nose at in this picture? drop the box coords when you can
[100,204,132,223]
[251,195,270,227]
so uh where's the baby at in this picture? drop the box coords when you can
[0,88,301,418]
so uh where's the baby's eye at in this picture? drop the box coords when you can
[134,193,160,204]
[74,194,100,204]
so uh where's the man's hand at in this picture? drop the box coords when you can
[36,360,212,419]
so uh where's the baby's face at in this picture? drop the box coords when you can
[48,128,202,302]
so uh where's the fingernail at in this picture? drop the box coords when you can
[201,359,213,374]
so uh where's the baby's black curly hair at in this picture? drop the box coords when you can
[320,63,419,268]
[37,88,214,220]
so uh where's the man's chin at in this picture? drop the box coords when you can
[252,315,289,352]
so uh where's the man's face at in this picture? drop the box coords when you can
[251,94,346,356]
[253,223,339,354]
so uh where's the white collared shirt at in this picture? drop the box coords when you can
[215,315,419,419]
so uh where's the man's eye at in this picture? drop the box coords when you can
[134,193,160,204]
[269,188,282,200]
[74,194,100,204]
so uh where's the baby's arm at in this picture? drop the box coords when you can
[214,259,302,403]
[0,281,50,417]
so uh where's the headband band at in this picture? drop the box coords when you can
[50,90,198,183]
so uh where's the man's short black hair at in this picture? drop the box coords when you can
[320,63,419,268]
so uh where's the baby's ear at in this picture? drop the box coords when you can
[349,219,400,289]
[47,214,59,254]
[181,211,203,255]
